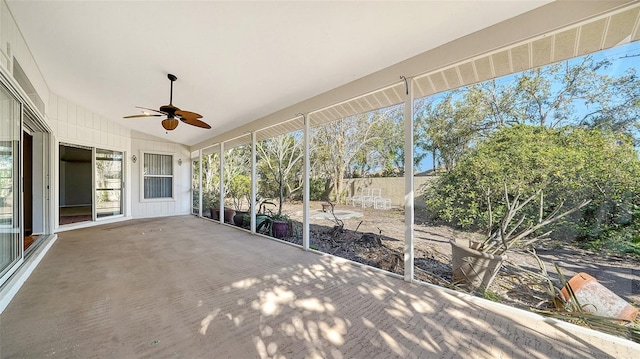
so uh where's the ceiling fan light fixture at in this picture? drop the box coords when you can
[162,118,179,131]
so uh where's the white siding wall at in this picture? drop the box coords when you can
[130,131,191,218]
[47,94,132,150]
[0,1,49,112]
[0,0,191,223]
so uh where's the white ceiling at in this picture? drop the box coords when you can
[6,1,551,146]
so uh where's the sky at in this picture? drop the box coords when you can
[412,41,640,173]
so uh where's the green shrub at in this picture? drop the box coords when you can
[424,125,640,253]
[309,177,326,201]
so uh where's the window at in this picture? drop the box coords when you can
[143,153,173,199]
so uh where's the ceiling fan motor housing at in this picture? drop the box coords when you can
[160,104,179,118]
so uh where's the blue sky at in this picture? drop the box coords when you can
[413,41,640,173]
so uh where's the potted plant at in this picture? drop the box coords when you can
[251,199,275,230]
[231,191,251,226]
[270,213,290,239]
[210,207,218,220]
[256,213,290,239]
[208,206,235,223]
[201,190,220,219]
[450,186,590,292]
[233,211,246,227]
[241,214,251,229]
[222,207,236,224]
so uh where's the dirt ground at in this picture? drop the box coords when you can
[277,201,640,313]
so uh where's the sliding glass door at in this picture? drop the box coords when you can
[0,84,21,281]
[96,149,123,218]
[59,145,124,224]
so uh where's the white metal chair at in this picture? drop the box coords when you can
[345,189,361,206]
[374,197,391,209]
[362,188,381,208]
[354,188,370,207]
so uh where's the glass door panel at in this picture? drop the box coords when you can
[192,157,200,215]
[0,85,22,281]
[95,149,123,218]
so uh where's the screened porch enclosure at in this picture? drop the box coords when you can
[189,6,640,342]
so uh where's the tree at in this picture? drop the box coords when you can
[256,132,304,214]
[223,145,251,210]
[424,125,640,247]
[201,153,221,210]
[514,57,639,129]
[415,53,640,169]
[311,105,402,201]
[368,106,405,176]
[414,90,488,171]
[350,105,405,177]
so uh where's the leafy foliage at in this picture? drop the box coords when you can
[201,153,220,210]
[424,125,640,247]
[308,177,327,201]
[414,52,640,171]
[311,105,404,201]
[224,145,251,210]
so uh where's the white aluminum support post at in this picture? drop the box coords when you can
[91,147,97,222]
[301,113,310,250]
[403,76,415,282]
[198,149,203,217]
[47,133,56,234]
[251,131,257,233]
[219,142,225,224]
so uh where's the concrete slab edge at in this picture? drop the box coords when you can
[56,215,133,233]
[410,277,640,350]
[0,233,58,314]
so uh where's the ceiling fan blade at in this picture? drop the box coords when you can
[180,117,211,129]
[175,110,203,119]
[130,75,204,131]
[123,114,163,119]
[135,106,167,115]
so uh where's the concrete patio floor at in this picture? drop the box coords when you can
[1,216,638,358]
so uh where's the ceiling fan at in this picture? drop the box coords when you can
[124,74,211,131]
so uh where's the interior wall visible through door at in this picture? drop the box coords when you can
[59,144,92,225]
[22,131,32,236]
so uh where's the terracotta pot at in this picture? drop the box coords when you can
[561,272,638,322]
[223,208,236,224]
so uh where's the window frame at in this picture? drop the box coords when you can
[140,150,175,202]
